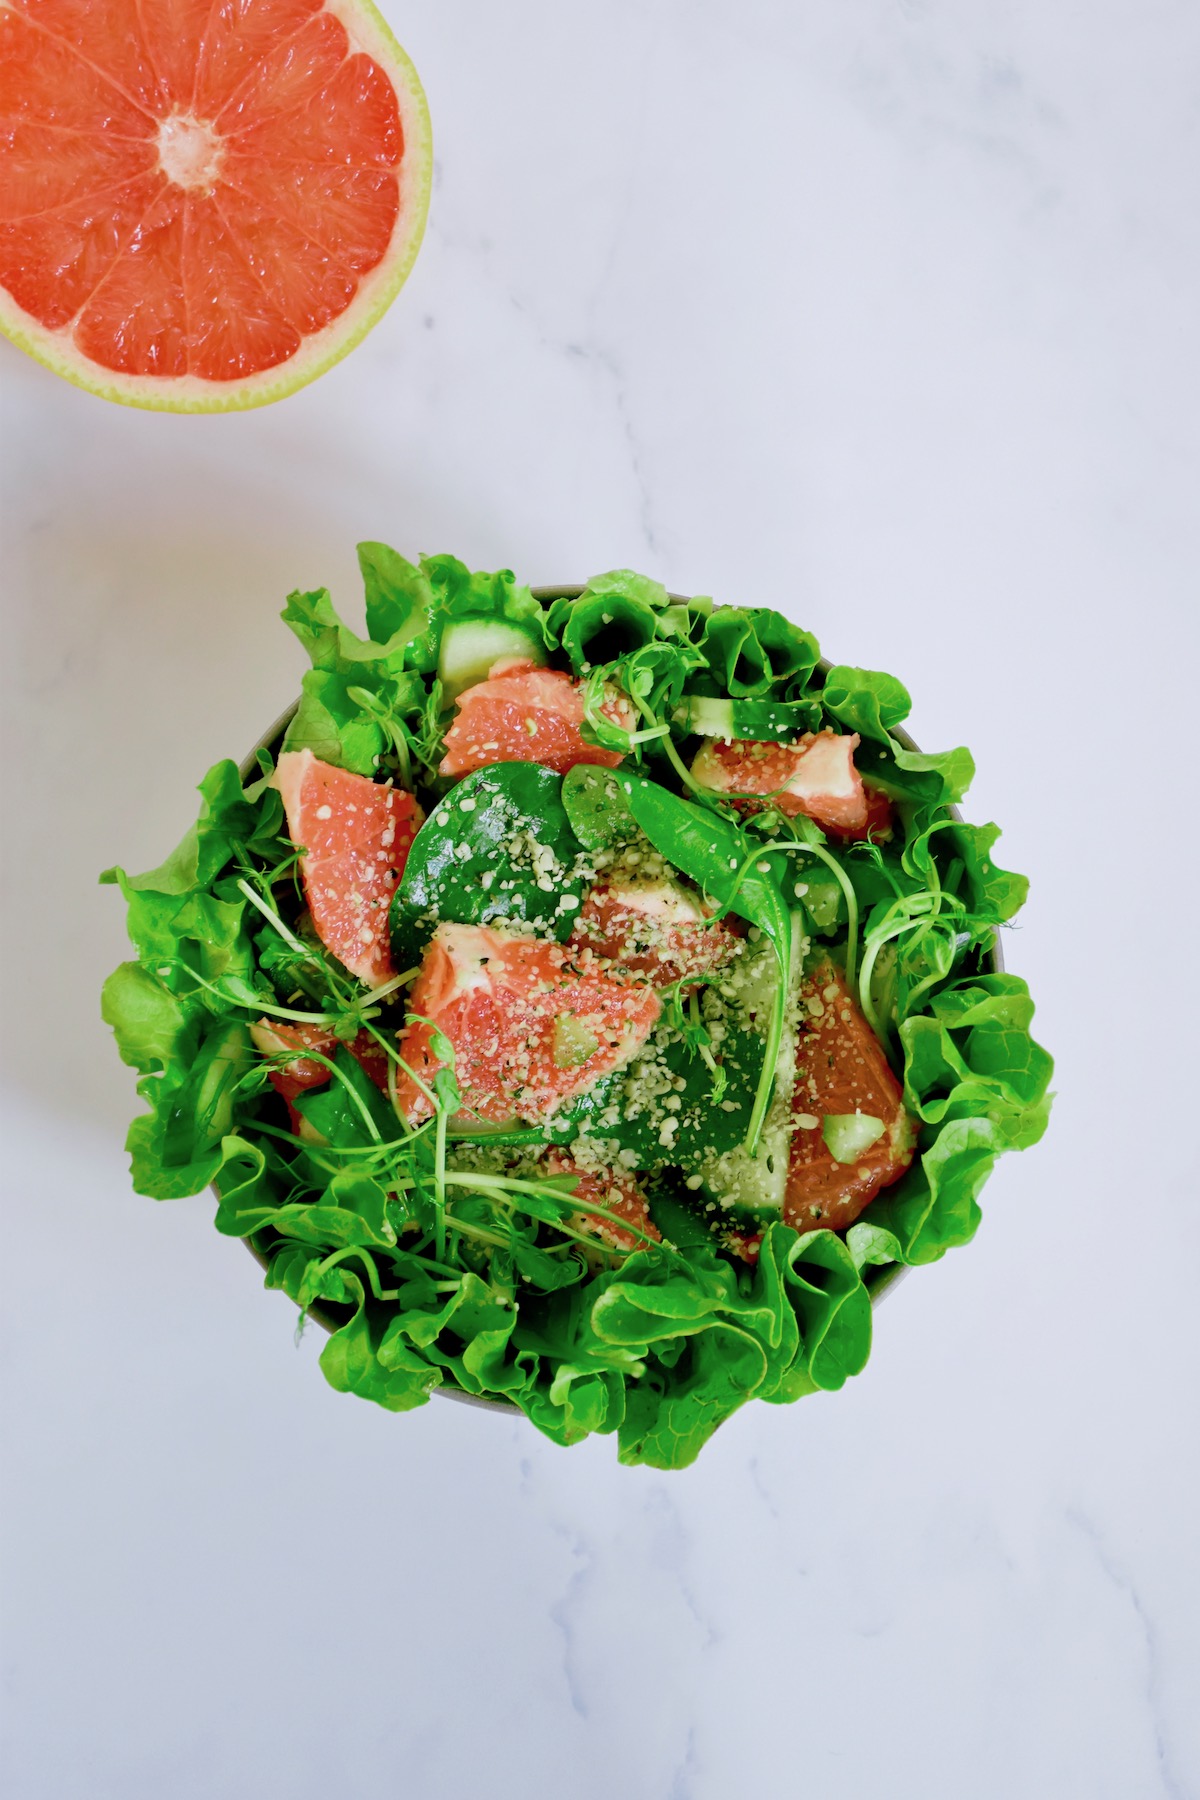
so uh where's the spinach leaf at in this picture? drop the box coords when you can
[558,998,769,1173]
[560,765,636,852]
[390,762,587,967]
[297,1049,405,1149]
[607,771,794,1154]
[615,773,791,963]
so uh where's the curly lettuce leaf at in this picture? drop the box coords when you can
[901,974,1053,1151]
[700,607,820,699]
[905,817,1029,924]
[298,1219,874,1470]
[356,541,434,647]
[401,553,547,674]
[548,569,703,675]
[821,664,975,806]
[280,585,429,775]
[99,760,282,898]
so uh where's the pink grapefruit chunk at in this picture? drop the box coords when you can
[690,730,870,834]
[273,748,422,989]
[249,1018,390,1131]
[542,1151,661,1253]
[439,658,636,780]
[569,879,743,988]
[0,0,431,410]
[394,922,661,1127]
[786,963,916,1235]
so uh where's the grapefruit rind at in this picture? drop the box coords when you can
[0,0,432,412]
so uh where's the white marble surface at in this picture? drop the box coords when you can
[2,3,1198,1795]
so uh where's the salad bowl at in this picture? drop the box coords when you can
[105,550,1049,1465]
[232,585,1002,1416]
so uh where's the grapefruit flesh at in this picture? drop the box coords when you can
[569,879,743,988]
[0,0,430,408]
[690,730,870,834]
[394,922,661,1128]
[440,659,635,780]
[274,749,423,989]
[249,1018,389,1131]
[542,1151,661,1254]
[786,962,915,1234]
[828,784,894,844]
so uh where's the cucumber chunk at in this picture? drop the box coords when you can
[822,1113,885,1164]
[437,617,546,703]
[671,695,821,742]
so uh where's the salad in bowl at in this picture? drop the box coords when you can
[102,551,1051,1467]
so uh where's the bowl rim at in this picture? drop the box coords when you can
[227,584,1001,1414]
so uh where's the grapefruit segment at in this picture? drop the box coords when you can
[440,659,634,780]
[0,171,168,332]
[690,730,869,834]
[0,10,156,135]
[195,1,326,120]
[273,749,423,989]
[9,0,170,113]
[249,1018,390,1132]
[134,0,216,103]
[181,192,302,380]
[569,880,744,987]
[0,122,157,222]
[217,11,349,134]
[219,157,398,285]
[542,1152,661,1254]
[0,0,430,409]
[828,784,895,844]
[785,962,916,1234]
[75,186,190,376]
[394,923,661,1128]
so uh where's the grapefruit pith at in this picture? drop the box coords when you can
[0,0,431,410]
[274,749,423,989]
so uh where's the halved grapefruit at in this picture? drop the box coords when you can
[394,922,661,1128]
[274,749,423,988]
[439,659,635,780]
[0,0,431,409]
